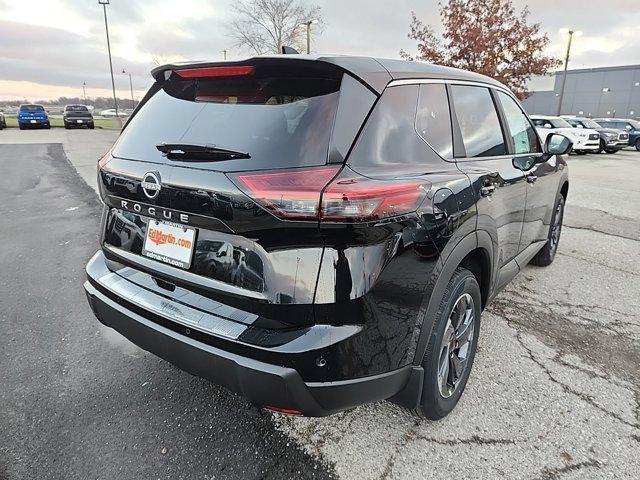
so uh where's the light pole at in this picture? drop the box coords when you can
[122,69,135,109]
[299,19,318,54]
[99,0,120,124]
[82,82,87,103]
[222,49,228,60]
[556,29,582,116]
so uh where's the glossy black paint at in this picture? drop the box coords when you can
[86,56,568,414]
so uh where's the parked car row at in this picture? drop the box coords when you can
[530,114,639,154]
[2,104,104,130]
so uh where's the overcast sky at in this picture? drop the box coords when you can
[1,0,639,101]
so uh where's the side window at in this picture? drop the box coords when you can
[415,83,453,159]
[496,91,541,154]
[450,85,506,157]
[348,85,440,168]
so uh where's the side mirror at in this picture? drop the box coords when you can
[544,133,573,156]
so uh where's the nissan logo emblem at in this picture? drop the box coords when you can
[141,171,161,199]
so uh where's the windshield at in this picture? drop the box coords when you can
[66,105,88,112]
[113,65,343,171]
[550,118,572,128]
[629,120,640,130]
[20,105,44,112]
[581,119,601,129]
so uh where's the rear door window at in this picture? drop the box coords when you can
[450,85,506,157]
[496,91,541,154]
[112,62,343,171]
[415,84,453,159]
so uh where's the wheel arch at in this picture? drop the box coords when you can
[391,229,494,410]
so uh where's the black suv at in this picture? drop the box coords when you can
[564,116,628,154]
[593,118,640,150]
[84,57,570,419]
[63,104,94,129]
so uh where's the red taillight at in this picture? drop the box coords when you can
[264,406,302,415]
[174,66,255,78]
[98,151,113,169]
[321,171,428,221]
[230,166,429,222]
[232,167,340,220]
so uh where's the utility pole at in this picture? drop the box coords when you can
[556,29,581,116]
[82,82,87,103]
[222,49,228,60]
[122,69,135,109]
[99,0,120,125]
[300,20,318,54]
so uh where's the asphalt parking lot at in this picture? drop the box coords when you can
[0,130,638,479]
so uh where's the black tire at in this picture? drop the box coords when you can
[45,124,51,129]
[597,140,606,154]
[604,148,618,154]
[64,124,70,129]
[575,151,588,155]
[530,195,565,267]
[18,124,24,130]
[635,139,640,152]
[417,268,481,420]
[88,124,95,130]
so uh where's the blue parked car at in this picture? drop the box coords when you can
[18,104,50,130]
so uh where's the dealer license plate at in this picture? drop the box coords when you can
[142,220,196,269]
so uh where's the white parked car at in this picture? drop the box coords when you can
[530,115,600,154]
[98,109,130,117]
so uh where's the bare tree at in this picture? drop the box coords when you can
[228,0,322,55]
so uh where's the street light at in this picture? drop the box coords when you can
[82,82,87,103]
[221,49,228,60]
[556,28,582,116]
[299,19,318,54]
[98,0,120,125]
[122,69,135,109]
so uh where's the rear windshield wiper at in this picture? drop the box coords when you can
[156,143,251,161]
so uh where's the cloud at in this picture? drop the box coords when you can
[2,0,640,100]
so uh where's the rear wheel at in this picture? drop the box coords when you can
[597,140,606,154]
[635,139,640,152]
[604,148,618,154]
[18,124,24,130]
[417,268,481,420]
[530,195,565,267]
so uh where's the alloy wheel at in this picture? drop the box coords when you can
[437,293,476,398]
[549,200,564,256]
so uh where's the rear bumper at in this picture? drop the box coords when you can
[84,251,411,416]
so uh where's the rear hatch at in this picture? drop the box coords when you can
[65,106,92,118]
[19,105,47,120]
[99,58,377,328]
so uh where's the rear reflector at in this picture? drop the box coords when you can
[230,166,429,222]
[174,66,255,78]
[264,406,302,415]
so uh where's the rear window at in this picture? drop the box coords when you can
[112,62,343,171]
[66,105,88,112]
[20,105,44,112]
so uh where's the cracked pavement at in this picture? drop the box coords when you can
[275,151,640,479]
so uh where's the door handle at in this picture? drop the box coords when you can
[480,185,496,197]
[526,175,538,184]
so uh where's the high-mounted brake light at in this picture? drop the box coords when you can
[230,166,429,222]
[173,66,255,78]
[97,151,113,169]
